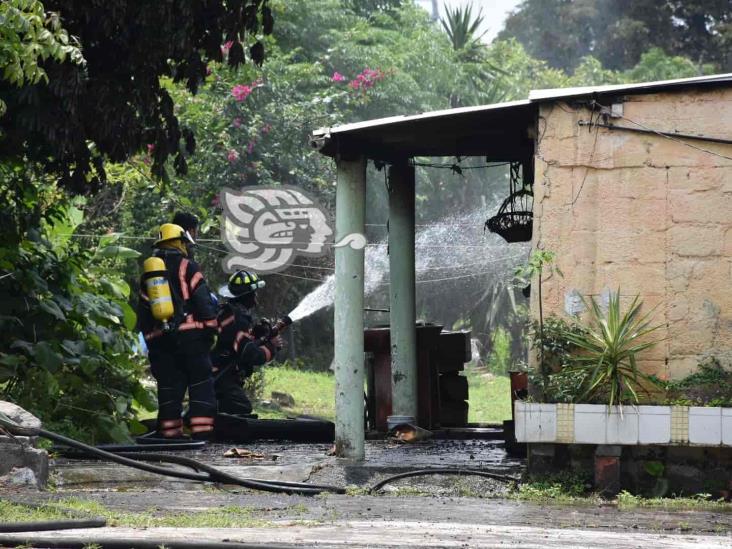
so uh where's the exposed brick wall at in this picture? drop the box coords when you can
[532,87,732,380]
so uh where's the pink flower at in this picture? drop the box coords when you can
[232,117,242,128]
[246,141,255,154]
[221,41,234,54]
[231,84,252,101]
[331,71,346,82]
[227,149,239,163]
[349,68,386,92]
[147,143,155,154]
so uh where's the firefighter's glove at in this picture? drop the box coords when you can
[253,319,271,339]
[269,334,284,352]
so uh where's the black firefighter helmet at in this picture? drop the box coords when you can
[218,270,266,301]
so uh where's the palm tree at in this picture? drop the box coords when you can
[440,2,487,61]
[439,2,506,107]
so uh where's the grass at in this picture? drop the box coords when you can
[511,472,599,504]
[617,490,732,511]
[0,498,278,528]
[465,369,512,424]
[253,364,512,424]
[254,364,335,420]
[511,474,732,511]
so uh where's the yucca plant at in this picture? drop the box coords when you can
[562,290,663,406]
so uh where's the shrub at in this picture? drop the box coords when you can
[663,358,732,407]
[562,290,662,405]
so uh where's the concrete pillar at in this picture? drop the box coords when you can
[388,161,418,422]
[334,155,366,459]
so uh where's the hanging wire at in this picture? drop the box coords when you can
[59,232,517,249]
[410,159,512,170]
[571,105,602,206]
[615,112,732,162]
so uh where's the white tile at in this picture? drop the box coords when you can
[574,404,608,444]
[606,406,639,445]
[523,403,557,443]
[688,407,722,445]
[722,409,732,446]
[514,402,526,442]
[638,406,671,444]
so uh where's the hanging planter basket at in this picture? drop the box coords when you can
[485,189,534,243]
[485,162,534,243]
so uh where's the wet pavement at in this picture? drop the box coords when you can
[4,438,732,547]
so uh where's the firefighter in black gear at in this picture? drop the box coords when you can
[172,212,199,260]
[212,270,282,416]
[136,223,219,439]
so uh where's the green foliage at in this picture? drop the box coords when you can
[526,316,579,373]
[465,368,511,423]
[0,0,273,192]
[500,0,730,72]
[243,367,266,404]
[617,490,729,511]
[514,250,561,285]
[514,472,594,503]
[562,290,662,406]
[625,47,714,82]
[487,326,511,375]
[663,357,732,407]
[0,164,154,443]
[440,2,486,59]
[525,316,589,403]
[0,0,83,116]
[342,0,404,17]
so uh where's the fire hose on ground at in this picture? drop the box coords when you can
[0,411,343,496]
[0,410,518,534]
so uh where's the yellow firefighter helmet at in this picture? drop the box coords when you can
[154,223,194,256]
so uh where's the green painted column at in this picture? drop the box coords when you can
[334,155,366,459]
[388,161,418,422]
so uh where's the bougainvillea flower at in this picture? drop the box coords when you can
[331,71,346,82]
[227,149,239,162]
[231,84,252,101]
[349,68,385,91]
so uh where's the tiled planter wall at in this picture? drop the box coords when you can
[515,402,732,446]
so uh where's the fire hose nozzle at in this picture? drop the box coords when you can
[269,315,293,338]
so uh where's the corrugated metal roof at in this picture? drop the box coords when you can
[312,99,531,138]
[311,73,732,159]
[528,73,732,102]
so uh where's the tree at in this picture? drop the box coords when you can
[341,0,405,17]
[0,0,83,116]
[499,0,730,72]
[0,162,155,443]
[0,0,274,193]
[439,3,506,107]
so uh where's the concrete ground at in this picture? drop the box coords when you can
[3,439,732,548]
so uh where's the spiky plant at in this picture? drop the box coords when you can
[439,2,507,106]
[440,2,487,60]
[563,290,663,406]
